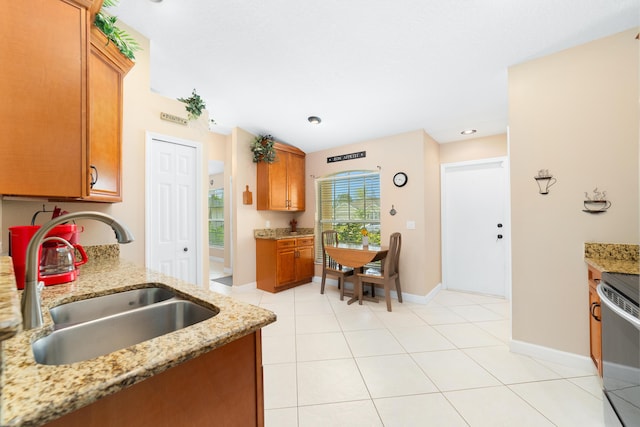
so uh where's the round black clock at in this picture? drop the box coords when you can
[393,172,408,187]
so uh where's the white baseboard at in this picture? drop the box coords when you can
[312,276,442,305]
[510,339,596,373]
[232,281,257,291]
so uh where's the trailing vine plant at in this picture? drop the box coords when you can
[251,134,277,163]
[94,0,141,60]
[178,89,207,121]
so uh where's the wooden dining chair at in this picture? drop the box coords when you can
[357,232,402,311]
[321,230,355,300]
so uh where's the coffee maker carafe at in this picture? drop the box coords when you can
[39,237,87,285]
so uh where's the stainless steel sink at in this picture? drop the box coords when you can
[49,287,176,325]
[33,299,217,365]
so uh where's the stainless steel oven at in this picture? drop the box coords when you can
[597,272,640,427]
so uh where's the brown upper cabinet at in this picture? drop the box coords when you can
[0,0,133,202]
[256,142,306,211]
[87,24,134,201]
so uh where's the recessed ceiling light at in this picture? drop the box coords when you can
[308,116,322,124]
[461,129,477,135]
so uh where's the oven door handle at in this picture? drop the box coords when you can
[597,284,640,331]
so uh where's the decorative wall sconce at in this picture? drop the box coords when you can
[583,187,611,213]
[389,205,397,216]
[534,169,557,195]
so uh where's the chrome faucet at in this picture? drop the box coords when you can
[21,211,134,330]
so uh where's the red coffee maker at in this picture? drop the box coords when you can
[9,224,87,289]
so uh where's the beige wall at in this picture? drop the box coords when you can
[301,130,442,297]
[1,24,226,286]
[509,28,639,355]
[440,134,507,164]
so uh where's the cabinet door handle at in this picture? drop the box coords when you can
[90,165,98,188]
[591,301,601,322]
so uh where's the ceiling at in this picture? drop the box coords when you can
[110,0,639,153]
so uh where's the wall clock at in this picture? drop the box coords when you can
[393,172,408,187]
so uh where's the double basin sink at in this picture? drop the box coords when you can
[32,286,218,365]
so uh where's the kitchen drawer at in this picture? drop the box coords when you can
[277,239,296,249]
[296,237,314,247]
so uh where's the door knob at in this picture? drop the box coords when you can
[183,247,188,252]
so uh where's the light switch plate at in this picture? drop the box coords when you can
[406,220,416,229]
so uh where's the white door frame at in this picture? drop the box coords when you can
[145,131,203,286]
[440,156,512,300]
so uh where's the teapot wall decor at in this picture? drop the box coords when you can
[534,169,557,195]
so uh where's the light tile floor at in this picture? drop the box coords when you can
[208,280,605,427]
[209,257,226,279]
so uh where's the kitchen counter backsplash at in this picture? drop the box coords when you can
[254,227,314,239]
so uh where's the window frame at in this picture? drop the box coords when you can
[208,187,224,248]
[315,170,381,262]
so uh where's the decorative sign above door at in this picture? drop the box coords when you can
[327,151,366,163]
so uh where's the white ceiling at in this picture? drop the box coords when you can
[110,0,639,153]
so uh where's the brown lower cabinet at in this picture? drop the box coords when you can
[256,237,314,292]
[587,265,603,376]
[45,331,264,427]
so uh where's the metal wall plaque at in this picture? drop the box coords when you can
[327,151,366,163]
[160,112,188,126]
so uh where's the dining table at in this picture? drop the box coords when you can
[323,242,388,305]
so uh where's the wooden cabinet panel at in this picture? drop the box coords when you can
[276,247,297,286]
[287,152,306,211]
[0,0,88,198]
[257,237,315,292]
[86,27,133,201]
[45,331,264,427]
[257,142,306,211]
[0,2,132,202]
[588,265,602,376]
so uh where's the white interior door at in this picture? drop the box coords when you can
[146,134,201,285]
[441,158,510,297]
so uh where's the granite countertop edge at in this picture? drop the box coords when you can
[255,232,315,240]
[0,256,276,427]
[584,257,640,275]
[584,242,640,275]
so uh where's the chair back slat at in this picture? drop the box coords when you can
[383,232,401,276]
[322,230,340,269]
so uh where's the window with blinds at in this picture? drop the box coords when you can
[208,188,224,247]
[315,170,381,261]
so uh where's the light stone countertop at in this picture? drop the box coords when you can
[0,256,276,427]
[584,242,639,274]
[254,227,314,240]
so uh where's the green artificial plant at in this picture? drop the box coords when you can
[177,89,207,121]
[251,134,277,163]
[94,0,141,60]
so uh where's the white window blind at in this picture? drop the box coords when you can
[315,171,381,261]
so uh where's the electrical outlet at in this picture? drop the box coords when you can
[406,221,416,229]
